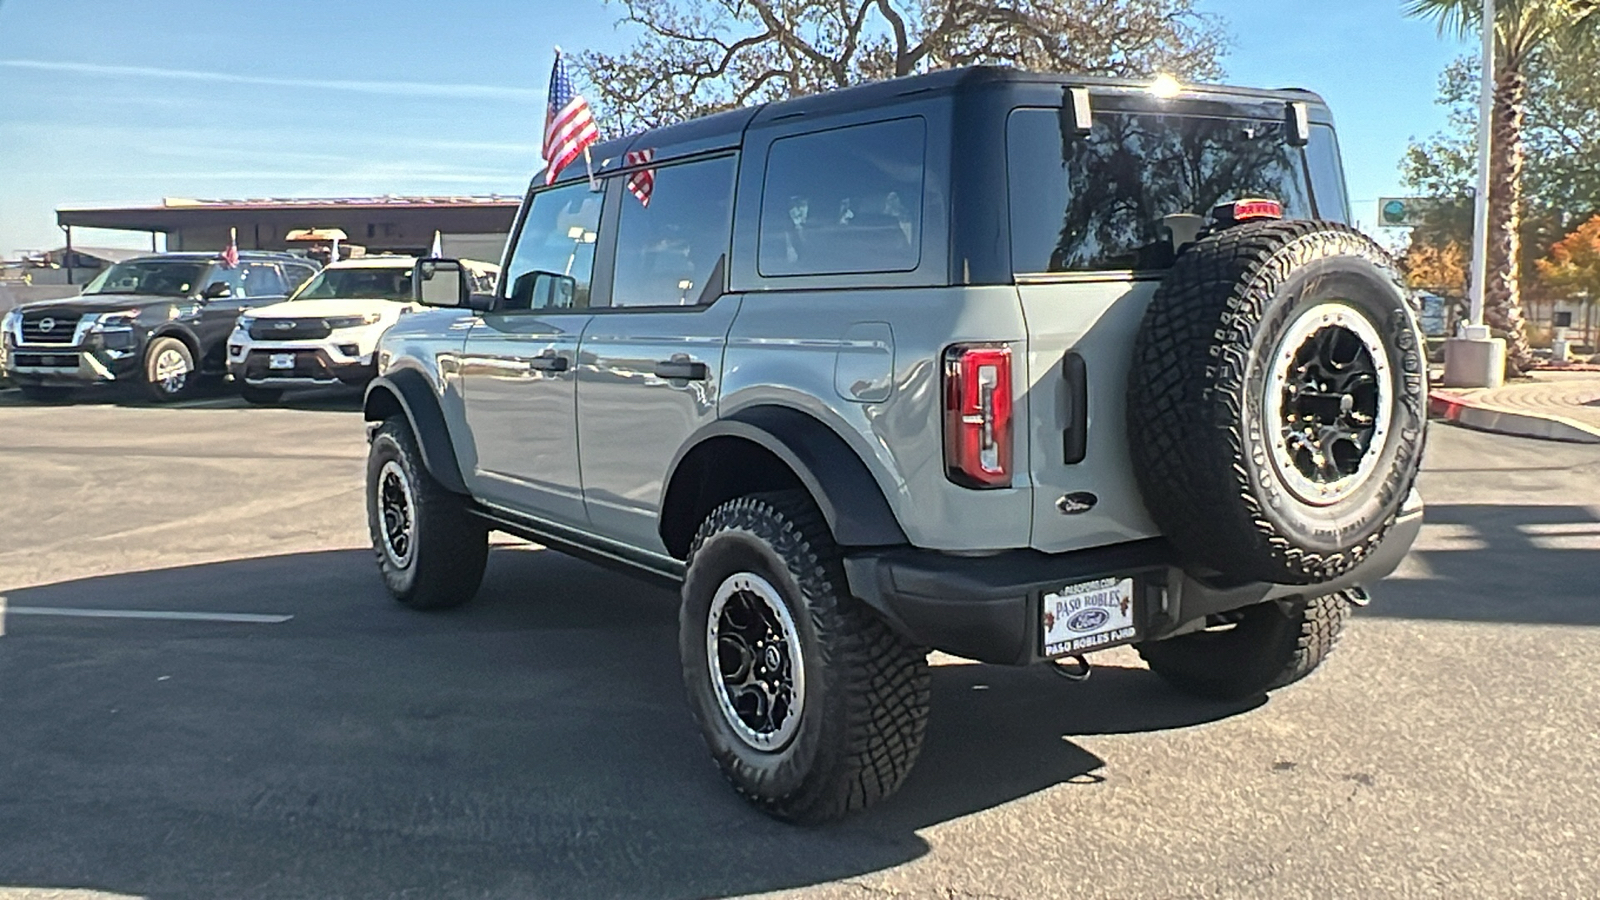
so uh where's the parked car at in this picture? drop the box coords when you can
[1,252,319,402]
[226,256,498,404]
[362,67,1427,822]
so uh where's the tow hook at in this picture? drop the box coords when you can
[1345,586,1372,608]
[1051,654,1092,682]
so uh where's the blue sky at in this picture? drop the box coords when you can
[0,0,1468,257]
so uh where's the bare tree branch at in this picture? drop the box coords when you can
[581,0,1228,134]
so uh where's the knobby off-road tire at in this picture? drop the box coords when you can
[1127,220,1427,586]
[680,491,931,823]
[1137,591,1353,700]
[366,418,488,610]
[142,336,198,403]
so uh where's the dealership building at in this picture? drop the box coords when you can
[46,195,521,282]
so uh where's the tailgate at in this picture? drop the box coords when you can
[1018,280,1162,553]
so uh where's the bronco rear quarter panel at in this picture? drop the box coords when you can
[720,285,1034,552]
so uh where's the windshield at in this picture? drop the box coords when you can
[1008,109,1346,273]
[83,260,209,297]
[290,267,413,301]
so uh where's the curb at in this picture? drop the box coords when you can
[1429,390,1600,444]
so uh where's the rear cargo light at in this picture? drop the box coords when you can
[943,344,1013,488]
[1213,198,1283,224]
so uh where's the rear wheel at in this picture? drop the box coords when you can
[239,385,283,405]
[680,491,930,823]
[1137,591,1353,700]
[366,418,488,610]
[142,336,197,402]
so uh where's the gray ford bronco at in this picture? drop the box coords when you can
[363,67,1426,822]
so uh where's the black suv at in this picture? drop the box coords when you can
[1,252,319,401]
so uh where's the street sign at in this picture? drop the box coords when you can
[1377,197,1449,228]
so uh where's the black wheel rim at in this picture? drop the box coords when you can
[1266,303,1392,506]
[377,460,415,568]
[705,572,805,751]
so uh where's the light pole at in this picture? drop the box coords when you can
[1442,0,1509,387]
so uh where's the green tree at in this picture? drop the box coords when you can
[580,0,1228,133]
[1404,0,1599,373]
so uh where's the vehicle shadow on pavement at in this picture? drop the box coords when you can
[1366,503,1600,626]
[0,383,365,412]
[0,546,1257,900]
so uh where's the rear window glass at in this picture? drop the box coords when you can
[1008,108,1337,274]
[759,117,925,277]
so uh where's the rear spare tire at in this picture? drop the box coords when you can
[1127,220,1426,585]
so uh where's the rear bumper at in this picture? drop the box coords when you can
[843,490,1425,666]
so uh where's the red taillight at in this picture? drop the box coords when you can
[943,344,1013,489]
[1214,198,1284,223]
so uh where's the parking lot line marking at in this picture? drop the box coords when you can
[0,605,292,624]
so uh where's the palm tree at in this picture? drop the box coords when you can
[1405,0,1597,374]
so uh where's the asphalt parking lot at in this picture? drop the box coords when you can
[1,389,1598,899]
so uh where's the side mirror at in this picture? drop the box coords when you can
[413,258,482,310]
[510,269,578,310]
[201,281,232,300]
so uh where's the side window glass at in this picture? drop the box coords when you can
[610,154,735,307]
[1305,125,1350,222]
[502,182,603,311]
[240,263,287,297]
[204,264,244,295]
[759,118,925,277]
[282,263,316,292]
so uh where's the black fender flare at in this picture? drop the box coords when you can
[145,323,202,360]
[363,368,469,495]
[662,405,907,551]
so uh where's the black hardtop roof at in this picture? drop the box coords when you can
[559,66,1331,183]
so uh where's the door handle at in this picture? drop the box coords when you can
[653,358,707,380]
[528,354,569,372]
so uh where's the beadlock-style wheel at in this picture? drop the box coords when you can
[1126,220,1427,585]
[706,571,807,752]
[1265,302,1393,506]
[377,459,415,569]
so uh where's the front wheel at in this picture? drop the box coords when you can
[366,419,488,610]
[142,336,197,402]
[1136,591,1353,700]
[680,491,930,823]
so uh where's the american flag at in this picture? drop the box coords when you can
[625,148,655,207]
[542,51,599,185]
[220,227,239,269]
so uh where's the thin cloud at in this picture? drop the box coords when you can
[0,59,543,103]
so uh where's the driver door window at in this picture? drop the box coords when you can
[502,182,603,311]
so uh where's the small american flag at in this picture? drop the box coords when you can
[625,148,655,207]
[542,50,599,185]
[220,227,239,269]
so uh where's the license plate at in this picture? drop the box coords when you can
[269,353,295,370]
[1042,577,1137,657]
